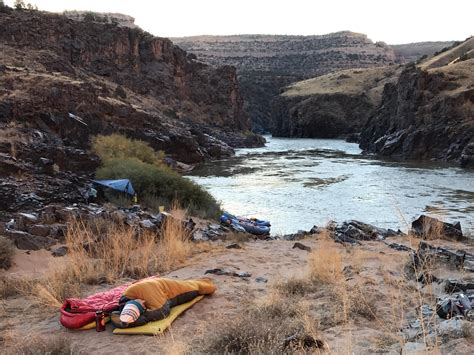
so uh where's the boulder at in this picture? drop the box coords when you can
[336,220,389,241]
[411,215,464,241]
[28,224,51,237]
[4,229,55,250]
[52,245,68,257]
[292,242,312,252]
[414,240,474,273]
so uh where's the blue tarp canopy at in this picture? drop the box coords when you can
[92,179,135,196]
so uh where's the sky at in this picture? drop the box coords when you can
[5,0,473,44]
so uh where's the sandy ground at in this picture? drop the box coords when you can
[1,236,473,354]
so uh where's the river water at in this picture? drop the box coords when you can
[188,137,474,236]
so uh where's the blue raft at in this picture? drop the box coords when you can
[220,212,271,236]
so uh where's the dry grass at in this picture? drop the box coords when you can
[0,236,15,270]
[303,230,443,351]
[155,208,192,273]
[0,276,31,299]
[196,293,324,354]
[273,277,314,297]
[1,331,73,355]
[308,230,344,284]
[29,206,194,307]
[224,231,254,243]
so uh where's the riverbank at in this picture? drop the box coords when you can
[1,210,473,354]
[188,137,474,235]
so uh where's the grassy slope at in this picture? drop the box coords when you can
[282,66,402,106]
[420,37,474,70]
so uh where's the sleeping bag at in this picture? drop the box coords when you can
[60,283,130,329]
[59,277,216,330]
[113,277,216,327]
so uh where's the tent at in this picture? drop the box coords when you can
[92,179,135,196]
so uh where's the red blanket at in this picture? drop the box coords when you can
[60,283,129,329]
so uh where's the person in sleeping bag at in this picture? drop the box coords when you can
[111,277,216,328]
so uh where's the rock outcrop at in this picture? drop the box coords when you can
[0,8,264,162]
[0,7,264,214]
[173,32,397,132]
[272,66,402,138]
[360,38,474,166]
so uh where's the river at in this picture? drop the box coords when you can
[187,136,474,236]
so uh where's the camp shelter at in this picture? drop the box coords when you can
[92,179,135,196]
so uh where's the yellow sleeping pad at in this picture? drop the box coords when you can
[113,295,204,335]
[78,317,110,330]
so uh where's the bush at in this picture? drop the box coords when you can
[92,134,220,218]
[96,157,220,218]
[0,236,14,270]
[14,0,25,10]
[196,296,323,354]
[92,133,164,166]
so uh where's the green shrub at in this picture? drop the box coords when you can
[92,134,220,218]
[0,236,15,270]
[92,134,164,166]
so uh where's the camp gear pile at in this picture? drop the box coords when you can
[220,211,271,235]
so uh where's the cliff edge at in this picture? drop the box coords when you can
[360,38,474,167]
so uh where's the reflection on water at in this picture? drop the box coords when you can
[187,137,474,235]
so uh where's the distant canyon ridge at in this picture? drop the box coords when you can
[172,33,453,133]
[173,33,473,167]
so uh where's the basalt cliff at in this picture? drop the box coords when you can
[272,65,403,138]
[0,7,263,211]
[360,38,474,167]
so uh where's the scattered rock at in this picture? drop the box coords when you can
[18,212,38,224]
[235,271,251,278]
[282,227,321,241]
[255,277,268,283]
[226,243,242,249]
[402,342,427,354]
[192,223,230,241]
[336,220,395,241]
[438,318,466,339]
[386,242,414,252]
[417,272,439,284]
[205,268,251,278]
[445,278,474,293]
[28,224,51,237]
[334,233,362,245]
[4,229,55,250]
[420,304,434,318]
[52,245,68,257]
[292,242,311,252]
[139,219,156,230]
[414,240,474,273]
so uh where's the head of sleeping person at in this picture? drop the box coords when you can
[119,299,146,324]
